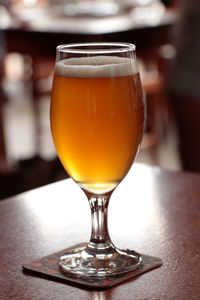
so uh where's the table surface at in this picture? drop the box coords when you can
[0,163,200,299]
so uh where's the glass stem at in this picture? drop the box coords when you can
[84,190,114,252]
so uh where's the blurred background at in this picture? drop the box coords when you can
[0,0,183,199]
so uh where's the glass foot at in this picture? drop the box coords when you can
[59,243,162,288]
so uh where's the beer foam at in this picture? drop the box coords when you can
[55,56,138,78]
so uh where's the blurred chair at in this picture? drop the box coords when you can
[30,55,54,154]
[139,44,176,165]
[0,31,8,173]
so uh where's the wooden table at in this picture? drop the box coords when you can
[0,163,199,299]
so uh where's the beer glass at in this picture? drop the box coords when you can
[50,43,162,287]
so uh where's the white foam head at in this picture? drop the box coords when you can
[55,56,138,78]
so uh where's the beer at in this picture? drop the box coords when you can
[50,56,144,193]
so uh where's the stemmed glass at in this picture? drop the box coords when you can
[50,42,162,287]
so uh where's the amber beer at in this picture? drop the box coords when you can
[50,56,144,193]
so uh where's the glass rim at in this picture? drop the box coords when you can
[56,42,136,54]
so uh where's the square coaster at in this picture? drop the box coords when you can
[22,243,162,289]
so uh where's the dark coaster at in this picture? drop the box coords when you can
[22,243,162,289]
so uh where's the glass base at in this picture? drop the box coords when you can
[59,243,162,287]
